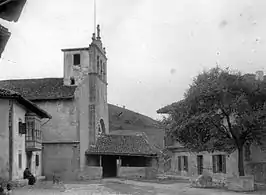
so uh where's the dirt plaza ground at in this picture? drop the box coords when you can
[12,178,266,195]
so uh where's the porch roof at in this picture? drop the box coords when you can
[86,134,158,157]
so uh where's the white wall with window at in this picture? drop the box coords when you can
[169,150,238,178]
[12,103,27,180]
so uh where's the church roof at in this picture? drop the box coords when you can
[86,134,158,157]
[0,88,51,118]
[0,78,77,101]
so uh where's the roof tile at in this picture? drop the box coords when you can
[0,78,76,100]
[86,134,158,156]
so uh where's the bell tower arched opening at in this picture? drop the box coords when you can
[99,119,106,134]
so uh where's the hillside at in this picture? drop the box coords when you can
[108,104,164,149]
[108,104,159,131]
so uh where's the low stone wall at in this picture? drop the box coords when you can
[226,176,254,192]
[145,167,158,179]
[36,176,46,182]
[77,166,102,180]
[245,162,266,183]
[118,167,146,179]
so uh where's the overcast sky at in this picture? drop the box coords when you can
[0,0,265,119]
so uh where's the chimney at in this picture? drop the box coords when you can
[255,70,264,81]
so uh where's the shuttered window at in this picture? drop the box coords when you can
[197,155,203,175]
[177,156,188,172]
[212,155,217,173]
[183,156,188,171]
[222,155,226,173]
[178,156,181,171]
[36,154,39,167]
[212,154,226,173]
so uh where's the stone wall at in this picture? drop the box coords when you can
[227,176,254,192]
[118,167,146,178]
[77,166,102,180]
[94,76,109,135]
[75,73,109,170]
[245,162,266,183]
[63,50,90,86]
[42,143,79,181]
[145,167,158,179]
[35,100,79,142]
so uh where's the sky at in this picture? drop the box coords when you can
[0,0,266,120]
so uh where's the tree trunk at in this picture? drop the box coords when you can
[238,146,245,176]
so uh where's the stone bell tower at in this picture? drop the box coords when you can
[87,24,109,146]
[61,24,109,155]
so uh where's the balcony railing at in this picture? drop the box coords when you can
[25,130,42,151]
[25,139,42,151]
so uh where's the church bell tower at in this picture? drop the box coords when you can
[61,24,109,147]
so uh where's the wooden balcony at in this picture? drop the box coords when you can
[26,139,42,151]
[25,128,42,151]
[25,113,42,151]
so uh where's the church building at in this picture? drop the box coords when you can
[0,26,159,181]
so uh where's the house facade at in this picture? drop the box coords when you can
[0,88,51,181]
[159,71,266,183]
[0,26,159,181]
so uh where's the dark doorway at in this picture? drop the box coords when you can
[26,151,32,171]
[197,155,203,175]
[102,155,117,178]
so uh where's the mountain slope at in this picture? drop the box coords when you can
[108,104,159,131]
[108,104,164,149]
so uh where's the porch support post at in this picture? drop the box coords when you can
[99,155,102,166]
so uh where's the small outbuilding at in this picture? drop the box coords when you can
[84,133,159,179]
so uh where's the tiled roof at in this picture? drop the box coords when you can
[86,134,158,156]
[0,88,51,119]
[0,78,77,100]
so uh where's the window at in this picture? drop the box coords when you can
[212,154,226,173]
[97,55,100,73]
[18,151,22,169]
[36,154,39,167]
[183,156,188,171]
[103,62,106,75]
[177,156,188,172]
[73,54,80,65]
[70,77,75,85]
[18,118,26,135]
[197,155,203,175]
[100,60,103,74]
[25,114,41,142]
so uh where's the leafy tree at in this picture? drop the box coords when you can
[162,67,266,176]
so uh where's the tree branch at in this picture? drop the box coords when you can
[208,117,232,140]
[220,107,239,144]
